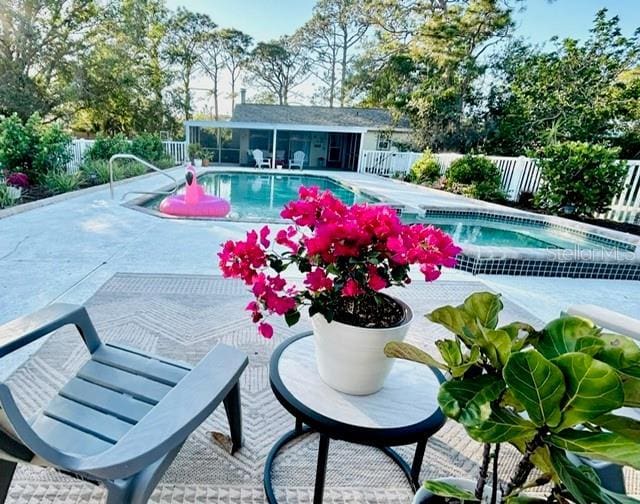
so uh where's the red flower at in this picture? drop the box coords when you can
[342,278,362,297]
[304,268,333,292]
[258,322,274,339]
[367,265,388,291]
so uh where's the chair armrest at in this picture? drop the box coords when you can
[566,304,640,341]
[70,343,248,480]
[0,303,102,358]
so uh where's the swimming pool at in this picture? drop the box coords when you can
[141,171,379,220]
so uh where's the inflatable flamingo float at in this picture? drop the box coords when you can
[159,165,231,218]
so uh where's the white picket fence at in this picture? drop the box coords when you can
[358,149,640,224]
[65,139,187,173]
[605,160,640,223]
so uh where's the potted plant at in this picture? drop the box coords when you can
[385,292,640,503]
[218,186,461,395]
[188,143,204,167]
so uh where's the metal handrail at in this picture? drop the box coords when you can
[109,154,179,200]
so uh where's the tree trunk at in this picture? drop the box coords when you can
[213,78,219,120]
[329,29,337,108]
[340,29,348,107]
[230,75,236,111]
[184,69,191,121]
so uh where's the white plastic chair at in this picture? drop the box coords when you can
[288,151,305,170]
[252,149,271,169]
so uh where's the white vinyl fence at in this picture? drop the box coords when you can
[358,149,640,224]
[65,139,187,173]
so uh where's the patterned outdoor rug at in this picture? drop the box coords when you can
[4,273,639,503]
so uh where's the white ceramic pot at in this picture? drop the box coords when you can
[194,158,203,167]
[311,296,413,395]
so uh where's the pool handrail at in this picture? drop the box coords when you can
[109,154,179,200]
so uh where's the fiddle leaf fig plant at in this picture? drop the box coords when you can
[385,292,640,504]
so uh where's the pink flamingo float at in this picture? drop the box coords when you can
[159,165,231,217]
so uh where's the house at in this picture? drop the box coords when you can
[184,97,411,171]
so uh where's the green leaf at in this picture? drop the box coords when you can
[462,291,503,329]
[552,352,624,430]
[451,345,482,378]
[503,350,565,428]
[436,338,463,367]
[499,321,536,341]
[437,375,504,426]
[466,406,537,443]
[427,305,479,346]
[383,341,447,369]
[549,429,640,470]
[535,316,602,359]
[595,333,640,370]
[549,447,640,504]
[592,413,640,439]
[478,328,512,369]
[422,480,479,502]
[284,310,300,327]
[620,372,640,407]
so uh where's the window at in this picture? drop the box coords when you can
[377,132,391,150]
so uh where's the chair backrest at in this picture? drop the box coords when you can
[293,151,305,165]
[252,149,264,163]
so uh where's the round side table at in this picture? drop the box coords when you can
[263,332,446,504]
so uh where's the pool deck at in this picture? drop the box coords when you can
[1,166,639,376]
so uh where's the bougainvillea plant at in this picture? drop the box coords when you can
[218,186,461,338]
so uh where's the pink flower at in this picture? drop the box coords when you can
[304,268,333,292]
[420,263,442,282]
[259,225,271,248]
[258,322,274,339]
[342,278,362,297]
[367,265,388,291]
[275,226,300,253]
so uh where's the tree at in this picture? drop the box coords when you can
[299,0,369,107]
[72,0,172,135]
[201,31,225,119]
[219,29,252,111]
[164,8,216,121]
[248,36,310,105]
[351,0,514,151]
[486,9,640,155]
[0,0,98,119]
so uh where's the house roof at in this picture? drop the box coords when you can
[231,104,411,130]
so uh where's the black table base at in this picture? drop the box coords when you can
[263,421,428,504]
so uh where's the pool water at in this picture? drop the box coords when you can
[143,171,378,220]
[140,170,619,250]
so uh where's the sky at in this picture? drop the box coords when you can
[164,0,640,116]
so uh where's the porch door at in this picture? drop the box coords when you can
[327,133,360,171]
[327,133,343,168]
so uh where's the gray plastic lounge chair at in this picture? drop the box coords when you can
[0,303,248,503]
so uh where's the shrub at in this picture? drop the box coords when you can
[31,122,72,178]
[0,183,20,209]
[85,133,130,161]
[406,150,441,184]
[445,154,504,201]
[122,160,148,178]
[130,133,165,161]
[534,141,628,217]
[43,170,83,194]
[0,113,71,182]
[0,113,36,172]
[82,159,122,184]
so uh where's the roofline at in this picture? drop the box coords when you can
[185,120,370,133]
[184,120,411,133]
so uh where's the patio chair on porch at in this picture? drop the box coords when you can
[288,151,305,170]
[0,303,248,504]
[252,149,271,169]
